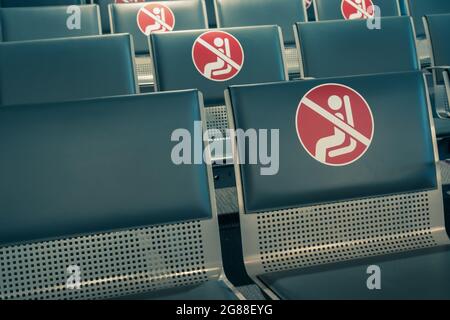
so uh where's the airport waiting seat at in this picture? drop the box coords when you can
[0,0,85,6]
[109,0,208,87]
[214,0,307,77]
[313,0,401,21]
[0,34,138,106]
[0,5,101,42]
[294,16,419,78]
[404,0,450,66]
[423,13,450,133]
[0,90,241,300]
[227,71,450,299]
[294,16,450,148]
[150,25,288,162]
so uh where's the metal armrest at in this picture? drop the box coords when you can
[424,67,450,119]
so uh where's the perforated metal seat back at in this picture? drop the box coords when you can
[0,34,138,107]
[314,0,400,21]
[405,0,450,38]
[227,71,449,276]
[0,90,224,300]
[214,0,307,46]
[109,0,208,55]
[0,5,101,42]
[295,16,419,79]
[424,13,450,85]
[0,0,85,6]
[150,25,288,106]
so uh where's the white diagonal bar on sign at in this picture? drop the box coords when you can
[196,38,242,71]
[141,7,173,31]
[302,97,371,146]
[344,0,374,18]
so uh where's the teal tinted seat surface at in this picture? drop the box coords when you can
[425,14,450,82]
[406,0,450,37]
[0,90,211,245]
[295,17,419,78]
[314,0,400,21]
[261,247,450,299]
[151,25,287,105]
[214,0,306,45]
[0,34,137,106]
[0,5,101,42]
[109,0,207,54]
[228,72,436,213]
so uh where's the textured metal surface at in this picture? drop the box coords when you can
[205,105,229,139]
[204,105,232,162]
[439,161,450,185]
[0,220,223,300]
[241,190,450,276]
[284,46,300,75]
[135,55,154,84]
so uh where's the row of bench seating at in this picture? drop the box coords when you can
[1,13,450,148]
[1,70,450,299]
[1,0,450,300]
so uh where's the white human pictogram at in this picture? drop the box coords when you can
[143,6,168,34]
[315,95,357,162]
[203,37,233,78]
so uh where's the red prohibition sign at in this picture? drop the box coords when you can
[296,83,374,166]
[137,3,175,36]
[192,30,244,82]
[341,0,375,20]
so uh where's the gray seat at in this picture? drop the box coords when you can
[0,5,101,42]
[0,0,85,6]
[0,34,138,106]
[109,0,208,86]
[150,25,288,162]
[405,0,450,67]
[295,16,419,79]
[313,0,401,21]
[0,90,241,300]
[214,0,307,76]
[226,71,450,299]
[423,13,450,138]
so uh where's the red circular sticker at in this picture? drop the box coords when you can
[137,3,175,36]
[116,0,145,3]
[296,83,374,166]
[341,0,375,20]
[304,0,312,9]
[192,31,244,82]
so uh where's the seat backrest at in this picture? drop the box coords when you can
[226,71,449,277]
[313,0,401,21]
[150,25,288,106]
[0,89,225,300]
[0,34,138,106]
[109,0,208,55]
[424,13,450,85]
[405,0,450,38]
[295,16,419,78]
[214,0,307,46]
[0,5,101,42]
[0,0,85,6]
